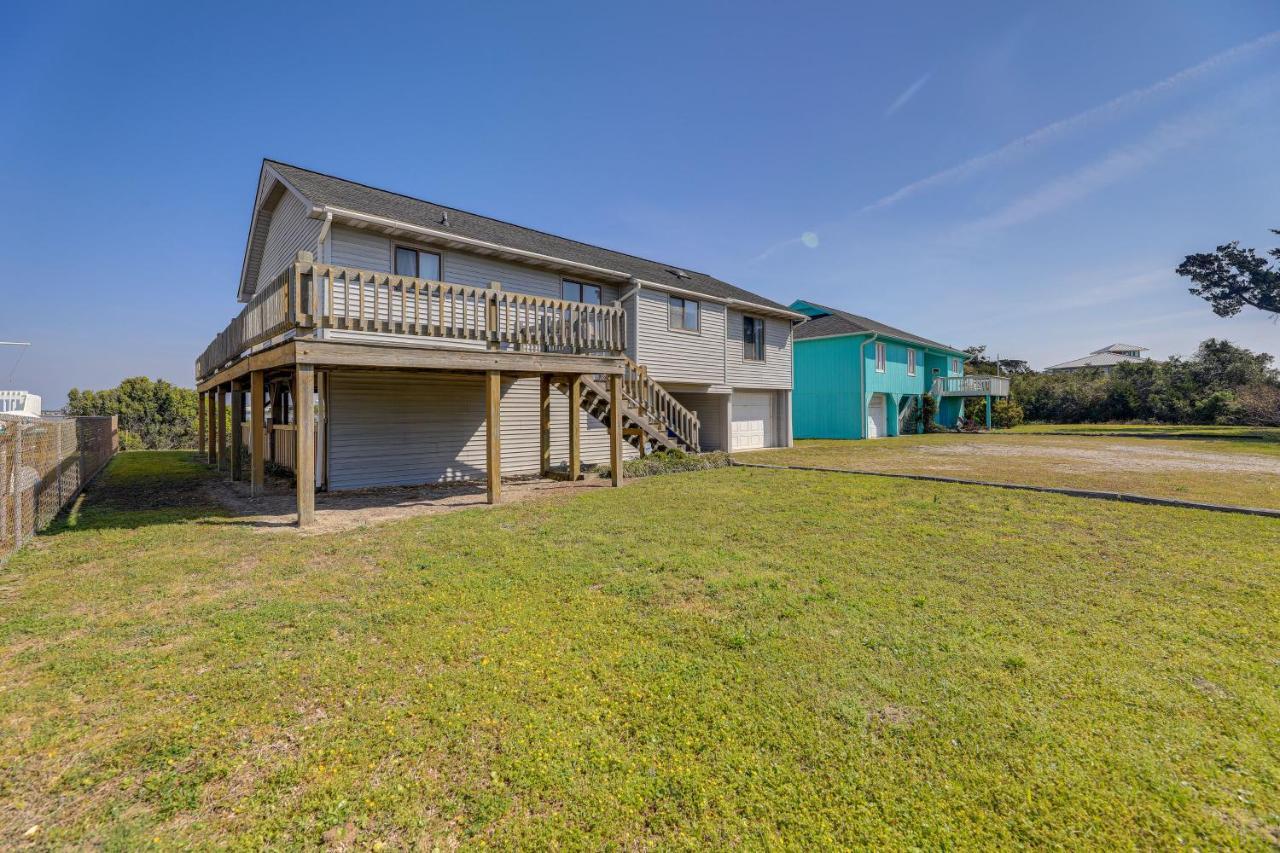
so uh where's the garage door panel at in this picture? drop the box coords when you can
[731,391,773,450]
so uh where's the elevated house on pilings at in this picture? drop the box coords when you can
[789,300,1011,437]
[195,161,801,525]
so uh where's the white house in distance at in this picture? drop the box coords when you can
[0,391,41,418]
[1044,343,1150,374]
[196,160,801,524]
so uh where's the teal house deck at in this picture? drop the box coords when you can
[790,300,1008,439]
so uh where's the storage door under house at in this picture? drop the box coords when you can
[866,394,886,439]
[730,391,773,450]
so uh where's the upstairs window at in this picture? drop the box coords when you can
[950,357,961,374]
[668,295,699,332]
[743,316,765,361]
[394,246,441,280]
[907,348,917,376]
[875,342,887,373]
[563,280,602,305]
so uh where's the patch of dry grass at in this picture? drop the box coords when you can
[738,433,1280,508]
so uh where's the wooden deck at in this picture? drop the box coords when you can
[196,253,700,527]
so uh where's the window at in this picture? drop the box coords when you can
[907,349,917,376]
[950,357,961,374]
[563,280,602,304]
[875,342,886,373]
[394,246,441,280]
[743,315,765,361]
[668,295,699,331]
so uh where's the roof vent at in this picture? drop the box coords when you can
[440,212,450,227]
[668,268,691,280]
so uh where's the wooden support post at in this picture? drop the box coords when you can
[609,372,624,487]
[215,387,227,470]
[230,381,244,481]
[568,375,582,481]
[197,391,206,461]
[250,370,265,496]
[538,374,551,477]
[486,370,502,504]
[294,366,315,527]
[207,391,218,464]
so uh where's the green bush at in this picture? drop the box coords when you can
[1011,338,1279,425]
[918,394,941,433]
[66,377,200,450]
[991,398,1025,429]
[604,449,733,479]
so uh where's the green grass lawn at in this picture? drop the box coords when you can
[2,452,1278,848]
[738,433,1280,510]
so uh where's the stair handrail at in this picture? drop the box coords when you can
[618,356,700,452]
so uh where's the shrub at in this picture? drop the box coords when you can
[1235,382,1280,426]
[991,398,1025,429]
[604,449,733,479]
[918,394,941,433]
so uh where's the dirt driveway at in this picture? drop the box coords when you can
[736,433,1280,510]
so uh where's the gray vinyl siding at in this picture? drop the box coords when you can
[725,309,793,389]
[255,191,323,293]
[669,392,729,452]
[634,288,726,385]
[328,226,621,302]
[326,371,634,490]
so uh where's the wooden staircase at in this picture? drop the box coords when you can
[553,357,700,454]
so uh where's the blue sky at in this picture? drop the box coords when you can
[3,0,1279,405]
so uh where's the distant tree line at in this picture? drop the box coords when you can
[1008,339,1280,426]
[65,377,200,450]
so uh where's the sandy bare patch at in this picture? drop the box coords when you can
[204,473,615,535]
[914,440,1280,475]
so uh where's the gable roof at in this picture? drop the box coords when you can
[246,160,796,316]
[1091,343,1148,354]
[1045,351,1147,370]
[790,300,967,356]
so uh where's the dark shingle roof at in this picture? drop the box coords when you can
[792,301,964,354]
[265,160,791,313]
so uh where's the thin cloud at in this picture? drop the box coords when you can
[861,29,1280,212]
[885,73,931,116]
[951,76,1277,238]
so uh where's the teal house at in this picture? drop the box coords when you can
[790,300,1008,438]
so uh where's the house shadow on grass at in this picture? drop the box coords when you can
[39,450,614,536]
[41,451,235,535]
[200,465,614,535]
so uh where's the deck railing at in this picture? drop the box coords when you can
[619,357,700,452]
[931,375,1011,397]
[197,259,628,380]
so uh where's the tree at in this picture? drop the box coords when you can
[962,345,1031,376]
[65,377,199,450]
[1176,229,1280,317]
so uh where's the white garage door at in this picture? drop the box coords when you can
[731,391,773,450]
[867,394,886,439]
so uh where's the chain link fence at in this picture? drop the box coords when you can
[0,415,118,559]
